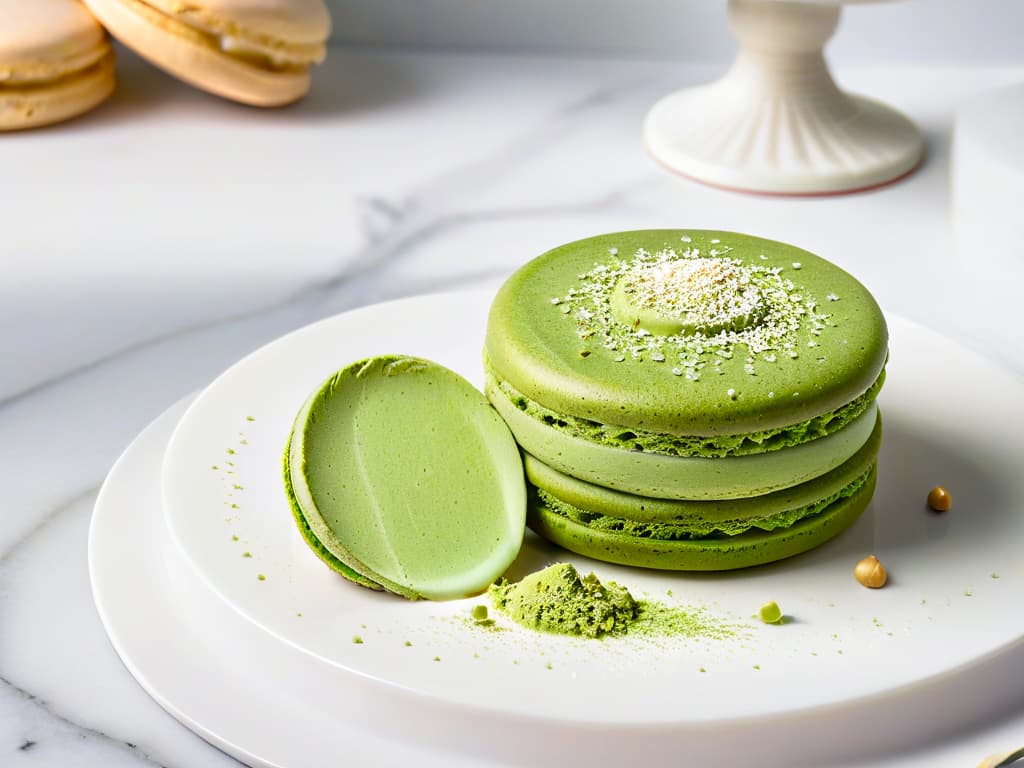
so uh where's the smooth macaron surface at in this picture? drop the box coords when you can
[285,356,526,601]
[0,0,114,130]
[82,0,330,106]
[485,230,888,437]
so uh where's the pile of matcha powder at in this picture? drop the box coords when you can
[488,562,739,641]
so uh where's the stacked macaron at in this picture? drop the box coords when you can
[1,0,330,131]
[485,230,887,570]
[1,0,115,130]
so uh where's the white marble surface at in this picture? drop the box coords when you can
[2,46,1024,766]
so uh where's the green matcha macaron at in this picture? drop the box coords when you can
[485,230,888,570]
[284,355,526,600]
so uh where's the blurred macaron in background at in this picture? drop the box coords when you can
[0,0,115,130]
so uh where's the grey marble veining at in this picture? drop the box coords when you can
[2,46,1023,767]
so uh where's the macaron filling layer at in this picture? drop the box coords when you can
[522,409,882,531]
[486,360,883,459]
[285,355,526,601]
[490,374,878,500]
[528,466,877,571]
[118,0,324,70]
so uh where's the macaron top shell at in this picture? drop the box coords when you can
[0,0,109,83]
[485,230,888,437]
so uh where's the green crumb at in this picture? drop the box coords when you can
[227,448,236,455]
[471,605,489,622]
[231,535,239,542]
[810,652,818,657]
[243,552,252,558]
[837,649,844,655]
[473,652,479,659]
[232,484,244,491]
[666,589,674,597]
[297,613,303,618]
[753,664,761,670]
[211,465,219,471]
[546,662,553,670]
[991,573,1001,579]
[240,439,249,445]
[759,601,783,625]
[352,635,363,644]
[361,624,367,629]
[226,461,235,467]
[246,416,255,422]
[964,588,973,597]
[489,563,636,638]
[513,659,519,665]
[433,656,441,662]
[404,640,412,647]
[257,574,266,581]
[230,503,239,509]
[699,666,706,673]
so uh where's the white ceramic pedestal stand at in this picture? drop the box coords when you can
[644,0,924,195]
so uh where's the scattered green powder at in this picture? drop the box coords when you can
[992,573,1001,579]
[352,635,363,644]
[489,563,742,641]
[433,656,441,662]
[231,504,239,509]
[246,416,255,422]
[233,484,244,491]
[243,552,252,558]
[297,613,303,618]
[211,465,219,471]
[489,563,636,638]
[404,640,413,647]
[753,664,761,670]
[699,667,706,673]
[240,439,249,445]
[545,662,553,670]
[964,588,973,597]
[231,535,239,542]
[257,574,266,581]
[227,448,236,455]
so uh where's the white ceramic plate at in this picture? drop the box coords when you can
[158,291,1024,731]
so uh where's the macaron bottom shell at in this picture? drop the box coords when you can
[0,49,115,131]
[528,465,877,571]
[83,0,312,107]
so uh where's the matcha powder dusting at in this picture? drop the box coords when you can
[489,563,745,642]
[489,563,636,638]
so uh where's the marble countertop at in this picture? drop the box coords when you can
[2,46,1023,767]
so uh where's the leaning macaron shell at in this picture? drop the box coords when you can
[81,0,324,106]
[286,356,526,601]
[144,0,331,50]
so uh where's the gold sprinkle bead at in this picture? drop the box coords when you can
[927,486,952,512]
[854,555,888,588]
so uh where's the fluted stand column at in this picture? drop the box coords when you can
[644,0,924,194]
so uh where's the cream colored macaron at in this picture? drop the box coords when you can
[82,0,331,107]
[0,0,115,131]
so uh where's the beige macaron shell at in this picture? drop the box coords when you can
[0,48,115,130]
[83,0,312,106]
[0,0,110,84]
[146,0,331,49]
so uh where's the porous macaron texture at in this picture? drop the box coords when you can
[485,230,888,438]
[523,410,882,535]
[81,0,330,106]
[285,355,526,601]
[0,0,114,130]
[529,466,878,571]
